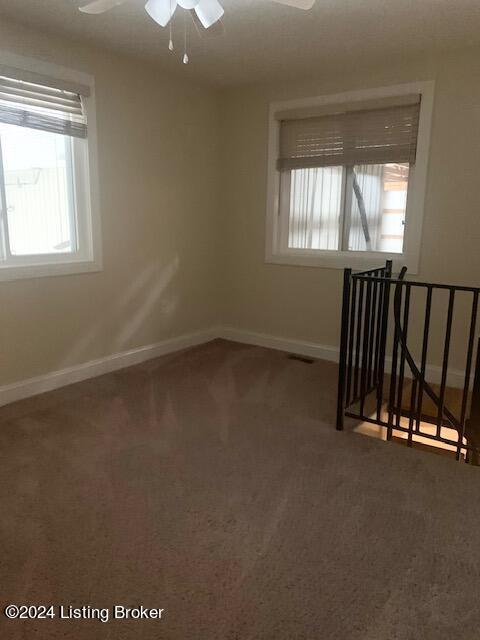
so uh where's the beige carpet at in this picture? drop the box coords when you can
[1,339,480,639]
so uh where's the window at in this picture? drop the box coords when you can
[0,57,101,281]
[284,163,410,253]
[266,83,434,272]
[1,125,76,257]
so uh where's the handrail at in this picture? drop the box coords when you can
[354,265,389,276]
[353,274,480,294]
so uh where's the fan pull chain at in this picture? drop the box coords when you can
[168,0,174,50]
[183,9,189,64]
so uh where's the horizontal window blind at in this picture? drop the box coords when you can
[0,74,88,139]
[278,99,421,171]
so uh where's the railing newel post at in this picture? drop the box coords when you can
[336,268,352,431]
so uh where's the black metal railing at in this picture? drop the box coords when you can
[336,261,480,463]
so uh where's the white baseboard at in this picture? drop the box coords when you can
[0,324,472,408]
[218,326,339,362]
[217,326,470,390]
[0,327,219,408]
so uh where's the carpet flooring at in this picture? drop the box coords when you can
[1,339,480,639]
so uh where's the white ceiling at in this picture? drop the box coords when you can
[0,0,479,87]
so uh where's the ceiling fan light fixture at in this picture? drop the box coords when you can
[145,0,177,27]
[194,0,224,28]
[79,0,316,65]
[177,0,201,8]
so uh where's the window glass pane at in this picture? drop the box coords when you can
[348,163,409,253]
[287,166,343,250]
[0,123,76,256]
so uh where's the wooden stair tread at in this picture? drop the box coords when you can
[398,379,468,418]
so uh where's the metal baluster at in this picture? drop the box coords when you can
[353,280,365,403]
[415,287,432,433]
[373,272,384,387]
[466,338,480,463]
[376,261,392,422]
[396,285,411,429]
[407,377,417,447]
[346,277,357,406]
[360,279,373,418]
[336,268,352,431]
[457,291,479,460]
[387,284,402,441]
[436,290,455,438]
[368,273,379,391]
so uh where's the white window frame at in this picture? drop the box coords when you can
[0,51,102,282]
[266,81,435,273]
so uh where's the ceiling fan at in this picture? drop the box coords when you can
[79,0,316,63]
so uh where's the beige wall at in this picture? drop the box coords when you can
[0,20,221,386]
[219,48,480,369]
[2,20,480,388]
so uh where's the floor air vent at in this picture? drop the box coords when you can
[288,354,314,364]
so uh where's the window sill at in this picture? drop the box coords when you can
[0,257,103,282]
[266,249,417,274]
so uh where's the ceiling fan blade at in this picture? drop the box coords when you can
[145,0,177,26]
[194,0,224,29]
[270,0,315,9]
[190,10,225,38]
[79,0,128,14]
